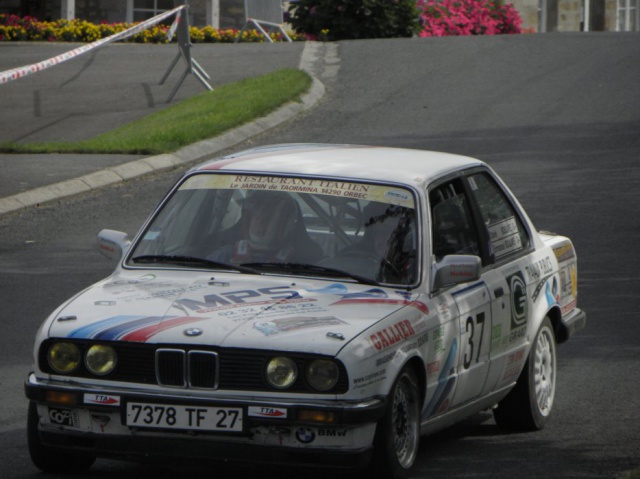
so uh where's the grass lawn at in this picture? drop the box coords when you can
[0,68,311,155]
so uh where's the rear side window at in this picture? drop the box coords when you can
[467,173,530,261]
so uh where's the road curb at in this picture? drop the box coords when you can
[0,44,326,217]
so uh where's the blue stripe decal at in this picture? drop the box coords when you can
[91,316,166,341]
[68,315,144,339]
[451,281,486,298]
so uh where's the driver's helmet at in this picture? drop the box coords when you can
[248,193,298,250]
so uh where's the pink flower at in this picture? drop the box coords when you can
[416,0,522,36]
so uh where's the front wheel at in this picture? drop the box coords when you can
[370,367,421,479]
[27,402,96,472]
[493,317,557,431]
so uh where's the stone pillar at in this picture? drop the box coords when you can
[61,0,74,19]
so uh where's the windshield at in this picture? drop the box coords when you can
[127,173,419,286]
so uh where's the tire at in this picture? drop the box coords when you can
[493,317,557,431]
[370,367,421,479]
[27,402,96,473]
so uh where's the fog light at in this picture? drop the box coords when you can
[44,391,79,406]
[298,410,336,423]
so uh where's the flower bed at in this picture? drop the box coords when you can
[1,0,524,44]
[286,0,522,40]
[416,0,522,36]
[0,15,303,43]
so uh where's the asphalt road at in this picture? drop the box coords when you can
[1,33,640,478]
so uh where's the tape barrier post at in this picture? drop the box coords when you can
[160,3,213,102]
[235,0,292,43]
[0,6,186,85]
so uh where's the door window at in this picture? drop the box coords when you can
[467,173,530,262]
[429,179,481,261]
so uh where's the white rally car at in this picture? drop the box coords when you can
[26,144,585,478]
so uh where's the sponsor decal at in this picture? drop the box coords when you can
[254,316,346,336]
[108,283,209,303]
[427,360,440,375]
[436,300,452,321]
[488,217,523,258]
[248,407,287,419]
[507,272,528,330]
[181,175,415,208]
[185,297,324,320]
[502,348,526,381]
[385,190,411,202]
[48,407,80,428]
[491,324,503,350]
[398,332,428,355]
[176,286,301,312]
[532,275,556,303]
[376,351,396,367]
[559,264,578,300]
[91,414,111,433]
[84,394,120,406]
[94,300,116,306]
[525,256,554,282]
[545,278,559,307]
[353,369,386,390]
[432,325,446,353]
[308,285,429,314]
[335,297,429,315]
[107,274,156,286]
[553,243,575,262]
[424,338,458,418]
[369,319,417,351]
[561,299,578,315]
[318,428,348,438]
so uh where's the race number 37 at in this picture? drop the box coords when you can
[463,312,486,370]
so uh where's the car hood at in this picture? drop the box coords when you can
[48,270,425,356]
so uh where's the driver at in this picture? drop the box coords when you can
[210,193,300,263]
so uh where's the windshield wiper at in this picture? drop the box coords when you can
[241,262,381,286]
[131,255,259,275]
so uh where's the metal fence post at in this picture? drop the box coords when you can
[160,3,213,102]
[235,0,292,43]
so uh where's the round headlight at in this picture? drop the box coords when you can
[48,342,81,374]
[306,359,339,392]
[85,345,117,376]
[266,357,298,389]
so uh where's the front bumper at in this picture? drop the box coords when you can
[25,373,385,469]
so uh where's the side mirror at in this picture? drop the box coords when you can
[432,255,481,290]
[97,229,131,261]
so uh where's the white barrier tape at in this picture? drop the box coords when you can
[0,6,186,85]
[166,9,181,43]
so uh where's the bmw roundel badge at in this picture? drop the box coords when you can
[183,328,203,337]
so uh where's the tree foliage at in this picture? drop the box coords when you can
[287,0,421,41]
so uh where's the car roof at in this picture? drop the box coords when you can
[192,144,485,188]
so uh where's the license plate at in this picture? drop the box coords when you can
[126,402,243,432]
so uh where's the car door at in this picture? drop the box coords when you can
[462,170,534,394]
[429,178,493,409]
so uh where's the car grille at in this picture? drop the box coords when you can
[156,349,219,388]
[39,340,349,394]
